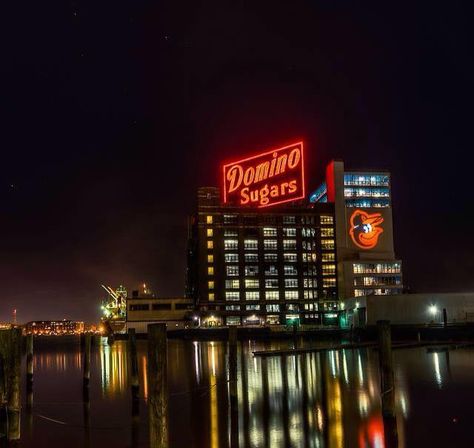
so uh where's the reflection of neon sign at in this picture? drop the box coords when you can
[222,142,305,208]
[349,209,384,249]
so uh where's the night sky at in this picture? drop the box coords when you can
[1,1,472,323]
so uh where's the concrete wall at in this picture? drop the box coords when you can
[343,293,474,326]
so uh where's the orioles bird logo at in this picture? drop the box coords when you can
[349,209,384,249]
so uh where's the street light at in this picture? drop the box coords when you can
[429,305,438,316]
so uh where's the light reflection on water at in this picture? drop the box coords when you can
[20,337,474,448]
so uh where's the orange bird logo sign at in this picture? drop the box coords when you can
[349,209,384,250]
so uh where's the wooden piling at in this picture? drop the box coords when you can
[377,320,395,419]
[0,328,22,441]
[148,324,168,448]
[128,328,139,400]
[26,334,34,388]
[83,333,91,388]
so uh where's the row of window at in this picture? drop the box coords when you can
[353,262,401,274]
[222,238,335,251]
[225,303,320,311]
[344,187,390,198]
[345,198,390,208]
[354,287,402,297]
[344,173,390,187]
[353,276,402,287]
[222,264,335,277]
[221,252,335,263]
[207,215,334,225]
[223,290,321,301]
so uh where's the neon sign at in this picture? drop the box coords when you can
[349,209,384,249]
[222,142,305,208]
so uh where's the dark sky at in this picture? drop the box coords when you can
[1,1,472,323]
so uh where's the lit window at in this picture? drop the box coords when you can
[284,278,298,288]
[322,264,336,276]
[244,265,259,276]
[207,254,214,263]
[266,304,280,312]
[208,267,214,276]
[224,239,238,250]
[283,239,297,250]
[207,240,213,249]
[304,290,316,299]
[208,293,214,301]
[285,291,299,300]
[303,278,316,288]
[225,279,240,289]
[246,304,260,310]
[320,228,334,237]
[208,281,214,290]
[264,240,278,251]
[284,265,298,276]
[265,265,278,276]
[245,253,259,263]
[245,291,260,301]
[226,265,239,276]
[283,253,297,262]
[323,278,336,288]
[224,214,238,224]
[207,228,213,237]
[265,279,279,289]
[283,228,297,237]
[225,291,240,301]
[244,239,258,250]
[302,253,317,262]
[224,229,238,237]
[244,279,259,289]
[322,253,335,262]
[206,215,213,224]
[321,239,335,250]
[265,291,279,300]
[264,253,278,262]
[226,305,240,311]
[320,215,333,225]
[283,216,295,224]
[263,227,277,237]
[225,253,239,263]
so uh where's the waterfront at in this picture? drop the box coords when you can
[12,337,474,447]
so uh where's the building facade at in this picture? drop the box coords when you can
[186,187,339,326]
[24,319,85,335]
[310,160,403,299]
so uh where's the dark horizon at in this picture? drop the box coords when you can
[2,1,472,323]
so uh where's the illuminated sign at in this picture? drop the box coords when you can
[349,209,384,249]
[223,142,305,208]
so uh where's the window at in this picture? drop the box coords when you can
[283,253,297,262]
[224,214,238,224]
[244,239,258,250]
[320,215,333,225]
[283,239,297,250]
[323,278,337,288]
[322,264,336,276]
[225,292,240,301]
[208,293,215,301]
[245,291,260,301]
[245,265,259,276]
[246,304,260,310]
[225,253,239,263]
[283,228,296,237]
[265,279,279,289]
[152,303,171,310]
[207,228,213,237]
[284,278,298,288]
[287,303,299,311]
[208,281,214,289]
[321,239,335,250]
[207,254,214,263]
[304,303,318,311]
[322,253,335,262]
[208,266,214,276]
[283,216,295,224]
[303,265,317,276]
[263,227,277,237]
[284,265,298,276]
[206,215,213,224]
[224,229,238,237]
[265,265,278,276]
[304,290,316,299]
[353,262,401,274]
[266,304,280,312]
[226,305,240,311]
[225,279,240,289]
[207,240,213,249]
[302,227,316,238]
[265,291,279,300]
[320,228,334,237]
[226,316,240,325]
[129,304,149,311]
[302,240,316,250]
[303,253,317,262]
[285,291,299,300]
[226,265,239,276]
[264,253,278,262]
[245,279,259,289]
[244,253,259,263]
[303,278,316,288]
[264,240,277,251]
[224,239,238,250]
